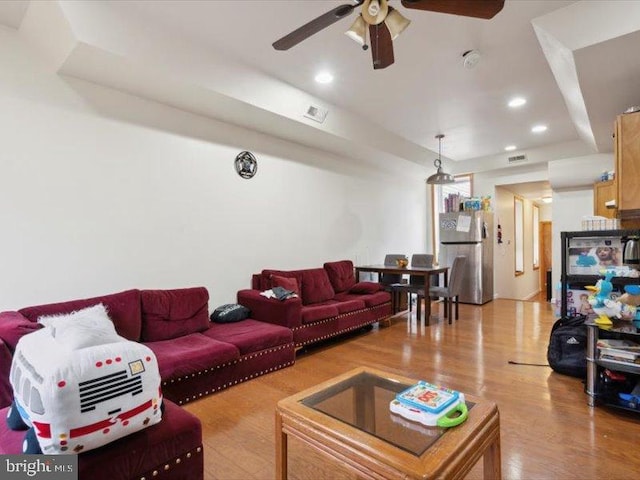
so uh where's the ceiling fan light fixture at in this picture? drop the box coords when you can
[345,14,367,46]
[426,134,455,185]
[384,7,411,41]
[361,0,388,25]
[368,0,381,16]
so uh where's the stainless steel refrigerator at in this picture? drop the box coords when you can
[439,211,493,305]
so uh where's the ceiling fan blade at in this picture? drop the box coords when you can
[400,0,505,19]
[369,23,394,70]
[273,3,359,50]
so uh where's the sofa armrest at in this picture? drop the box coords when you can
[0,339,13,409]
[236,290,302,329]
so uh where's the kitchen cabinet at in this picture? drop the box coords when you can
[593,179,617,219]
[615,111,640,219]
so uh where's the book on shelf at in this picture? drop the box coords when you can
[596,338,640,350]
[599,353,640,365]
[599,348,640,361]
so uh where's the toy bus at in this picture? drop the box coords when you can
[8,317,162,454]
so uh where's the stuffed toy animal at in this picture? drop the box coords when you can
[618,285,640,307]
[586,272,617,325]
[6,304,162,454]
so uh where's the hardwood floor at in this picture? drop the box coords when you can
[184,299,640,479]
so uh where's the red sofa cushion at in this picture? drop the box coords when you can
[261,269,304,292]
[204,319,293,355]
[19,289,142,341]
[323,260,356,293]
[0,400,203,480]
[350,282,383,294]
[0,311,43,352]
[0,340,12,409]
[333,299,366,314]
[301,303,340,324]
[271,275,300,295]
[141,287,210,342]
[361,291,392,308]
[300,268,336,305]
[144,333,239,379]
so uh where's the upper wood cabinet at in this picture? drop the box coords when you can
[593,179,617,218]
[615,110,640,218]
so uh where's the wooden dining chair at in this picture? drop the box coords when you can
[421,255,467,324]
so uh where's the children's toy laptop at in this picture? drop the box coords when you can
[390,381,468,428]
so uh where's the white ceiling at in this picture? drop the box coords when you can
[121,0,579,161]
[2,0,640,179]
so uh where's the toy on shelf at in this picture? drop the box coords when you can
[585,272,640,326]
[586,271,617,326]
[619,285,640,326]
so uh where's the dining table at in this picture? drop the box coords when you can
[354,264,449,325]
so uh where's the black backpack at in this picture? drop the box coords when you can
[547,315,588,378]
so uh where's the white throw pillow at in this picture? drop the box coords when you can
[38,303,120,350]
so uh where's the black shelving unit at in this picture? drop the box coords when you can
[561,230,640,410]
[560,230,640,318]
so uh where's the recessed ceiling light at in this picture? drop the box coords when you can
[315,72,334,84]
[531,124,548,133]
[504,145,517,151]
[508,97,527,108]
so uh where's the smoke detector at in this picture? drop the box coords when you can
[462,50,481,69]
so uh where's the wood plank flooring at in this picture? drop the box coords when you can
[184,299,640,479]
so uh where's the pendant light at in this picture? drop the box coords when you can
[426,134,455,185]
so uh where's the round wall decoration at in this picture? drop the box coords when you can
[234,151,258,179]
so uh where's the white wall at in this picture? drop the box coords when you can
[539,203,552,221]
[551,188,594,294]
[0,26,429,311]
[493,187,541,300]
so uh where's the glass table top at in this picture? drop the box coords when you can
[300,371,469,456]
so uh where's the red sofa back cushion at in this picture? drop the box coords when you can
[141,287,210,342]
[0,311,43,352]
[260,269,304,292]
[323,260,356,293]
[300,269,336,305]
[19,289,142,341]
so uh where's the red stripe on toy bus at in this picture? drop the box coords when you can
[117,399,152,421]
[33,421,51,439]
[69,400,153,438]
[70,418,115,437]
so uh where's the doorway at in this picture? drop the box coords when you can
[540,221,552,300]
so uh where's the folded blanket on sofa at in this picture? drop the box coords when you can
[260,287,297,301]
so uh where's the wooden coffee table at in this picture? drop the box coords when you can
[275,367,501,480]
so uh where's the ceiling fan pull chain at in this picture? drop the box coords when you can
[363,23,369,51]
[373,24,378,66]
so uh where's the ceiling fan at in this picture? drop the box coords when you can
[273,0,505,70]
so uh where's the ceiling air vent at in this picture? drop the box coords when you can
[304,105,328,123]
[508,154,527,164]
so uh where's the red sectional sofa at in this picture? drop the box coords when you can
[237,260,392,348]
[0,399,204,480]
[0,286,295,479]
[0,286,295,408]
